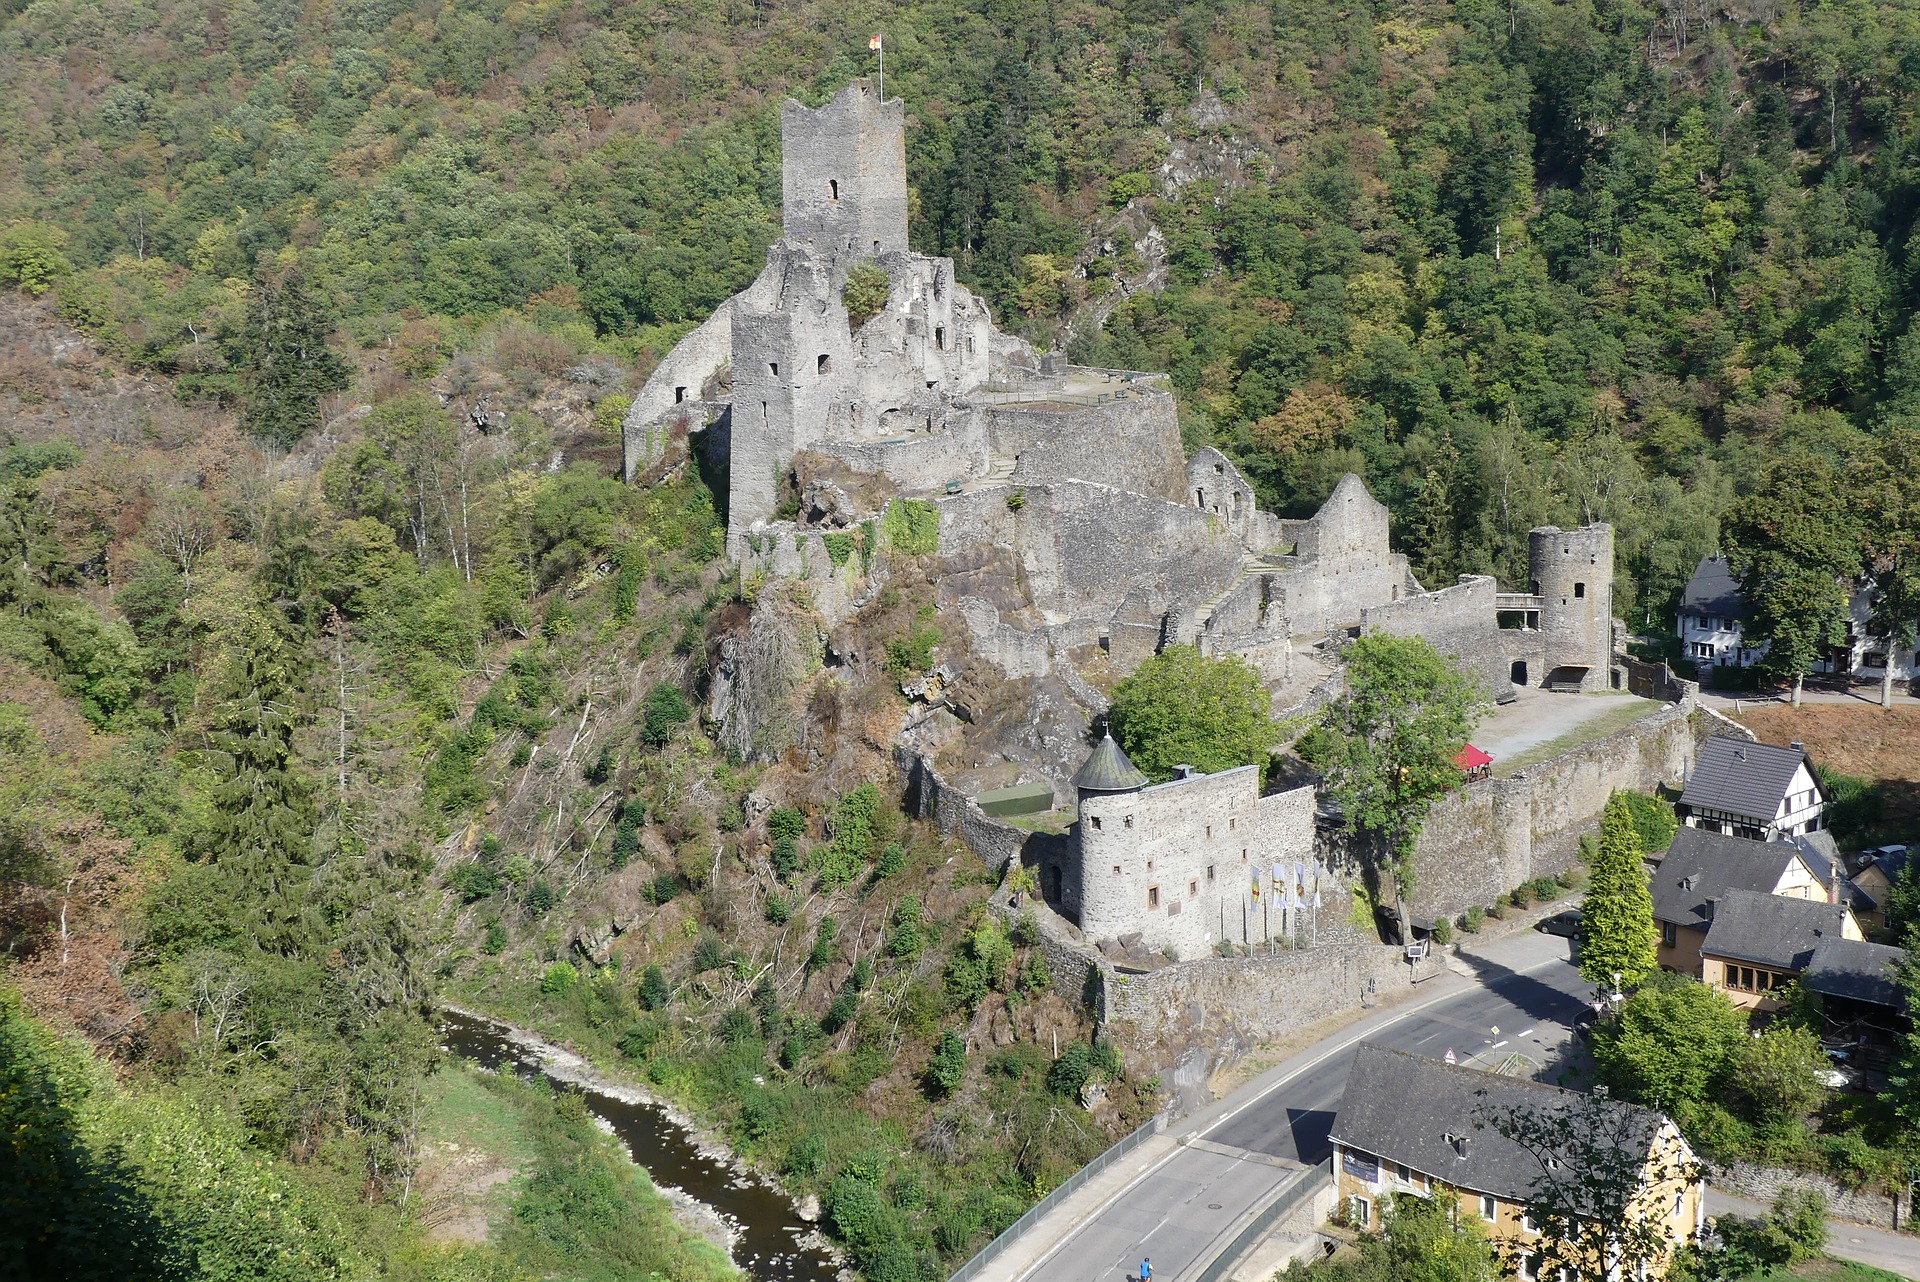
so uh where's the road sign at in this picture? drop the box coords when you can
[1444,1047,1456,1065]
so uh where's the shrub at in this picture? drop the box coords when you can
[1618,790,1678,854]
[822,990,859,1035]
[876,842,906,878]
[718,1007,757,1044]
[642,681,691,745]
[779,1018,821,1070]
[1430,917,1453,946]
[809,917,838,971]
[526,878,557,914]
[1461,905,1484,933]
[771,836,803,879]
[1508,883,1535,908]
[887,897,926,958]
[925,1030,966,1097]
[648,871,678,905]
[1046,1042,1095,1098]
[639,964,671,1010]
[483,918,507,954]
[618,1019,662,1059]
[1529,875,1559,902]
[765,891,793,925]
[452,862,498,901]
[540,962,579,994]
[692,931,728,972]
[880,499,940,557]
[823,531,858,567]
[785,1133,827,1178]
[768,807,806,842]
[584,744,614,784]
[883,625,940,677]
[842,262,891,329]
[739,1091,783,1142]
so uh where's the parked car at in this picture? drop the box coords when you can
[1537,910,1584,939]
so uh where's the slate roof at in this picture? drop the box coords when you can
[1650,827,1807,930]
[1700,889,1853,971]
[1678,737,1818,824]
[1681,555,1750,622]
[1329,1044,1670,1206]
[1804,938,1906,1009]
[1072,733,1149,793]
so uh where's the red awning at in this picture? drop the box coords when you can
[1454,744,1493,770]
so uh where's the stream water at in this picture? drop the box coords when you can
[438,1010,842,1282]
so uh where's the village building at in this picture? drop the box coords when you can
[1674,554,1919,688]
[1676,737,1829,841]
[1650,826,1858,975]
[1699,889,1863,1011]
[1330,1045,1703,1277]
[1803,937,1908,1065]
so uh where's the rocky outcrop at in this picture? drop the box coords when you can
[705,592,826,763]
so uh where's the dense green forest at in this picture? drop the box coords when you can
[5,0,1920,1277]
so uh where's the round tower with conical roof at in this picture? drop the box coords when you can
[1073,731,1152,945]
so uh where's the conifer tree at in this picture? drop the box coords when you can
[199,649,317,954]
[233,265,349,450]
[1579,793,1658,991]
[1407,465,1459,588]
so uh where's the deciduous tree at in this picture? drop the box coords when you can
[1108,644,1279,782]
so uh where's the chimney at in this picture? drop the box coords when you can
[1830,865,1842,906]
[1790,740,1806,753]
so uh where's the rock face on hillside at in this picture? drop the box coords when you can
[706,592,826,762]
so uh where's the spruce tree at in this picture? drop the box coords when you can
[1407,465,1458,588]
[1578,793,1658,991]
[199,650,317,954]
[234,265,349,450]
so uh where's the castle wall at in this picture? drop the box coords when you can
[935,481,1240,630]
[1359,575,1518,698]
[985,392,1186,502]
[1403,702,1752,922]
[1186,447,1270,549]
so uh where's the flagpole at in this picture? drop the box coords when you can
[878,36,884,100]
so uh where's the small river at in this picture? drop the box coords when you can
[439,1009,842,1282]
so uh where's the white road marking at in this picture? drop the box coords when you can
[1518,1028,1535,1037]
[1490,1040,1509,1049]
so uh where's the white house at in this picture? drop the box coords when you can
[1677,555,1918,686]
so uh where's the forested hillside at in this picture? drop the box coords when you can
[4,0,1920,1277]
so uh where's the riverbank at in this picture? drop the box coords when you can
[440,1005,844,1282]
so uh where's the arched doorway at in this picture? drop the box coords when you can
[1510,660,1528,685]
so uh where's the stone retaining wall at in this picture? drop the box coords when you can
[1711,1161,1909,1232]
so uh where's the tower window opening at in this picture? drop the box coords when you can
[674,386,687,403]
[935,326,946,349]
[874,240,881,252]
[769,362,779,377]
[967,336,975,354]
[1147,886,1160,909]
[1574,582,1586,598]
[817,353,831,375]
[829,179,839,201]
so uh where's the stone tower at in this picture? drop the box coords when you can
[780,81,908,262]
[1530,524,1614,690]
[1072,733,1151,945]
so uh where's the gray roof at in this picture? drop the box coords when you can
[1073,733,1148,793]
[1651,828,1807,929]
[1682,555,1750,621]
[1804,938,1906,1009]
[1700,889,1853,971]
[1329,1044,1667,1206]
[1678,737,1820,824]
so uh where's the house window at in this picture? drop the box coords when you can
[1147,885,1160,909]
[1574,582,1586,598]
[1521,1212,1538,1234]
[1189,880,1199,898]
[1661,921,1677,948]
[1206,825,1212,839]
[1111,865,1120,876]
[1207,865,1215,882]
[1480,1194,1497,1222]
[1348,1196,1371,1227]
[1146,860,1154,872]
[1090,817,1102,831]
[1230,817,1237,831]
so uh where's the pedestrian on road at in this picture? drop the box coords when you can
[1140,1258,1152,1282]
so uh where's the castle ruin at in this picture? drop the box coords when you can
[626,81,1630,956]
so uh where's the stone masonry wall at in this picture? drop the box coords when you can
[1360,575,1518,698]
[1711,1161,1907,1231]
[986,391,1186,502]
[1404,701,1755,923]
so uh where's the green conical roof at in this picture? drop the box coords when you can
[1073,732,1149,793]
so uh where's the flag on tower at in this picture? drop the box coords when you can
[869,32,883,49]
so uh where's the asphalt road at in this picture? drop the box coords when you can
[1013,932,1592,1282]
